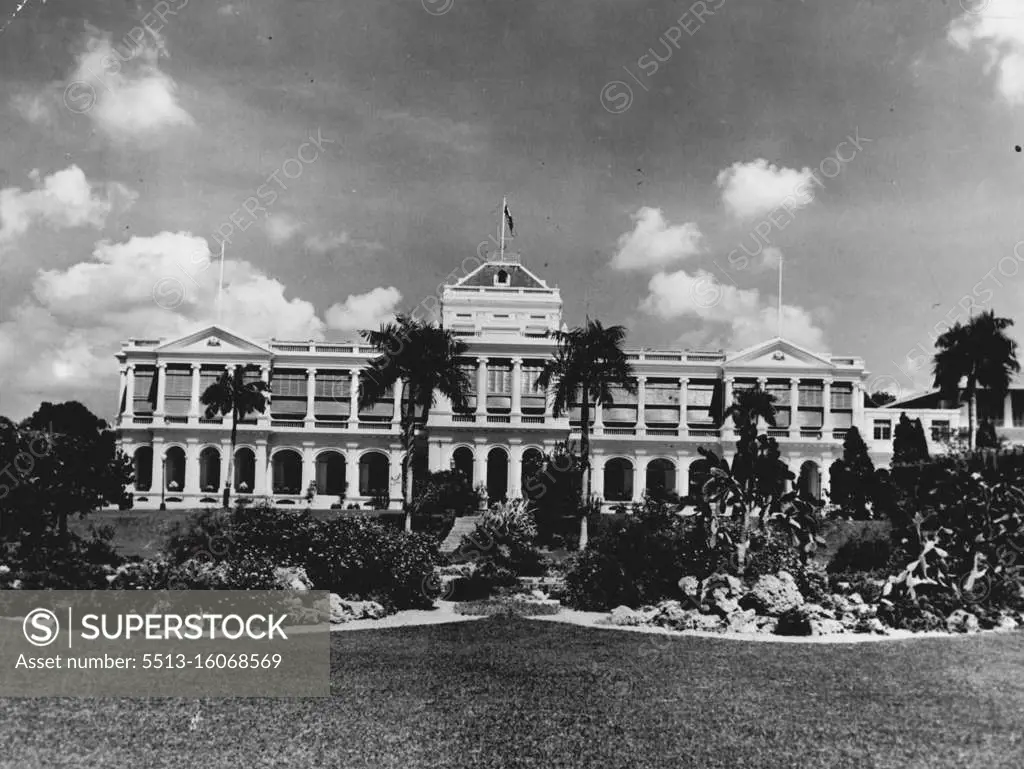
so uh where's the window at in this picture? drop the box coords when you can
[798,383,823,407]
[873,419,891,441]
[271,371,307,418]
[487,365,512,394]
[494,269,509,286]
[765,382,791,427]
[686,382,715,424]
[133,367,156,414]
[931,420,951,441]
[314,371,350,419]
[522,366,545,395]
[830,382,854,410]
[164,367,192,416]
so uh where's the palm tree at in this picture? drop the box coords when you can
[359,315,472,526]
[200,365,270,509]
[724,384,778,486]
[933,310,1020,451]
[537,319,635,502]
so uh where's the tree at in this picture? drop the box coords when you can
[933,310,1020,451]
[828,426,875,518]
[360,315,472,526]
[522,440,585,543]
[200,366,270,509]
[866,391,897,407]
[724,384,778,487]
[976,420,1000,450]
[891,412,930,496]
[10,402,132,537]
[537,319,635,502]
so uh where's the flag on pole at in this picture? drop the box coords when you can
[503,203,514,237]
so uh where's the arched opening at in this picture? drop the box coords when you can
[198,447,221,493]
[272,449,302,494]
[316,451,347,497]
[798,460,822,501]
[603,458,634,502]
[495,269,509,285]
[688,458,711,501]
[486,447,509,502]
[452,446,474,485]
[133,446,153,491]
[164,446,186,492]
[645,458,676,498]
[521,448,544,493]
[359,452,390,497]
[234,447,256,493]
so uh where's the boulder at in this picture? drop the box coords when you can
[274,566,313,592]
[702,572,744,601]
[811,618,846,636]
[707,588,741,618]
[653,601,690,628]
[996,613,1020,632]
[774,606,813,636]
[609,605,644,627]
[855,617,888,635]
[755,616,778,634]
[691,613,724,632]
[742,571,804,616]
[946,609,980,634]
[329,594,387,624]
[724,608,759,634]
[848,592,865,606]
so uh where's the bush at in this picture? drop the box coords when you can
[745,529,828,602]
[410,470,481,518]
[0,527,124,589]
[827,533,893,575]
[460,499,544,577]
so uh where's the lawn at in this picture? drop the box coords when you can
[3,617,1023,768]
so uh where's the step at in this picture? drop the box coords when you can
[440,515,483,554]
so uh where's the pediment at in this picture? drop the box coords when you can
[154,325,271,356]
[725,337,833,370]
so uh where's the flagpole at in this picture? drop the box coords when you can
[217,240,226,325]
[500,196,507,261]
[777,254,783,338]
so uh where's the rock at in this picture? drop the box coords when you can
[848,592,865,606]
[609,606,644,627]
[530,589,548,600]
[273,566,313,592]
[835,581,851,593]
[811,618,846,636]
[996,613,1020,631]
[691,613,724,632]
[653,601,690,628]
[678,575,701,603]
[707,587,741,617]
[328,594,386,623]
[755,616,778,634]
[775,606,813,636]
[724,608,759,634]
[803,603,836,620]
[946,609,980,634]
[702,572,744,600]
[742,571,804,616]
[855,617,887,635]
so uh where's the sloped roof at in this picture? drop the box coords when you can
[456,262,549,289]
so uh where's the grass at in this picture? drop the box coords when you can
[3,617,1023,768]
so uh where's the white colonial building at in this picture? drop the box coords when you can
[115,250,966,510]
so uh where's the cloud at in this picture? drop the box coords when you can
[716,159,815,219]
[217,4,240,16]
[64,31,194,141]
[639,268,826,351]
[948,0,1024,105]
[0,231,325,418]
[759,246,783,271]
[10,93,53,126]
[0,165,136,244]
[265,213,302,244]
[610,207,702,270]
[324,287,402,331]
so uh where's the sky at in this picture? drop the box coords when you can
[1,0,1024,421]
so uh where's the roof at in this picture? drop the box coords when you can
[455,261,550,289]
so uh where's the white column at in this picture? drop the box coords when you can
[511,357,523,423]
[593,396,604,436]
[254,440,268,495]
[476,358,488,416]
[633,454,648,502]
[266,450,276,496]
[1004,392,1013,429]
[118,366,127,418]
[853,380,866,433]
[189,363,202,420]
[124,364,136,418]
[591,454,606,500]
[349,368,360,426]
[219,439,231,492]
[757,377,768,432]
[151,437,164,494]
[508,441,523,498]
[301,444,316,498]
[392,380,403,427]
[428,439,443,472]
[154,363,168,419]
[184,440,200,495]
[473,442,488,498]
[723,377,734,436]
[636,376,647,436]
[259,365,271,425]
[789,377,800,437]
[679,377,688,437]
[822,378,834,433]
[305,368,317,426]
[678,455,690,498]
[388,445,404,507]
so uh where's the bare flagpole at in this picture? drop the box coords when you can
[216,240,226,324]
[777,252,783,338]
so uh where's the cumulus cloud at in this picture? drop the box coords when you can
[610,207,702,270]
[64,31,194,141]
[10,93,53,126]
[0,231,325,418]
[0,165,136,244]
[716,159,815,219]
[325,287,403,331]
[948,0,1024,105]
[266,213,302,245]
[639,268,826,351]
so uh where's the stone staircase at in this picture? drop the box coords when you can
[440,515,483,554]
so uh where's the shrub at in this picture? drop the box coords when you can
[745,530,828,601]
[827,532,893,575]
[1,528,123,589]
[460,499,544,576]
[410,470,482,518]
